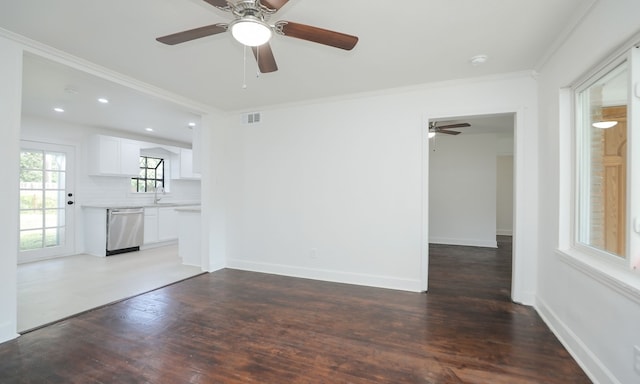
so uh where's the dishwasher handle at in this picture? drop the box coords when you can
[110,210,144,216]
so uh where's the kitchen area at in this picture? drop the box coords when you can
[17,54,205,332]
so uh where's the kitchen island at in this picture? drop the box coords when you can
[175,206,201,267]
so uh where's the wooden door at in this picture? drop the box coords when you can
[602,105,627,256]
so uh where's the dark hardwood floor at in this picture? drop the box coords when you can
[0,238,591,383]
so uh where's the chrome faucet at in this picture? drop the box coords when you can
[153,186,165,204]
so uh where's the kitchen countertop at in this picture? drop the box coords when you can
[175,207,201,213]
[82,202,200,209]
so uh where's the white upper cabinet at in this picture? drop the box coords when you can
[171,148,201,180]
[87,135,140,177]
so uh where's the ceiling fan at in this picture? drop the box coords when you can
[156,0,359,73]
[429,121,471,136]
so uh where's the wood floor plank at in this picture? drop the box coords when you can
[0,238,591,383]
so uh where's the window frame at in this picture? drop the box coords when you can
[573,55,630,265]
[131,155,165,193]
[557,42,640,300]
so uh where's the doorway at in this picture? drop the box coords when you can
[423,112,516,298]
[19,140,75,263]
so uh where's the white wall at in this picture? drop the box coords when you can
[496,155,514,236]
[536,1,640,383]
[429,133,498,247]
[21,115,201,256]
[218,73,538,296]
[0,37,21,343]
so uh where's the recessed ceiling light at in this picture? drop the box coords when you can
[145,127,154,132]
[53,107,65,113]
[470,54,488,66]
[97,98,109,104]
[188,122,196,127]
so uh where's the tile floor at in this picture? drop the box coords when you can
[17,245,203,332]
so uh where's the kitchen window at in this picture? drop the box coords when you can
[572,44,640,272]
[131,156,164,193]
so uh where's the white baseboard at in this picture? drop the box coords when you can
[207,261,226,273]
[535,296,620,384]
[429,237,498,248]
[511,289,536,306]
[496,229,513,236]
[0,322,19,344]
[226,259,422,292]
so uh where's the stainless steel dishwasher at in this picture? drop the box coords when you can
[106,207,144,256]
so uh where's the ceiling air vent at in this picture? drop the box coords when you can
[241,112,262,125]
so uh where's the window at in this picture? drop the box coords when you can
[574,45,640,271]
[576,60,629,258]
[131,156,164,193]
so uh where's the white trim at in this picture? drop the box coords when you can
[0,322,19,345]
[0,27,215,116]
[423,107,533,305]
[558,88,574,250]
[536,296,621,384]
[556,248,640,305]
[561,44,640,281]
[230,70,537,114]
[496,229,513,236]
[0,36,22,344]
[420,118,430,292]
[534,0,599,72]
[227,259,422,292]
[570,29,640,89]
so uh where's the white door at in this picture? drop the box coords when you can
[19,141,75,262]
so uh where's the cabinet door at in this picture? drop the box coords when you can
[143,208,159,244]
[88,135,140,176]
[172,149,201,180]
[158,207,179,241]
[95,136,120,175]
[120,140,141,177]
[180,148,194,178]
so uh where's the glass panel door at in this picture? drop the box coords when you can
[19,141,75,262]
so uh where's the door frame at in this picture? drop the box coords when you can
[19,140,76,263]
[421,107,533,305]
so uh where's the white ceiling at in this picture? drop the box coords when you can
[0,0,592,142]
[22,54,201,143]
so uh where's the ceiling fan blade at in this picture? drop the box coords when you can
[438,129,461,135]
[202,0,231,9]
[277,21,358,50]
[156,23,228,45]
[260,0,289,11]
[252,43,278,73]
[437,123,471,129]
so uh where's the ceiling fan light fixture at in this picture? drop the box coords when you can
[592,121,618,129]
[230,17,272,47]
[470,54,488,66]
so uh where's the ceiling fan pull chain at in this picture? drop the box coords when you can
[256,46,260,78]
[242,44,248,89]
